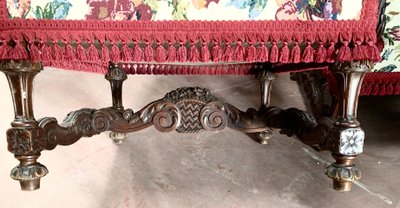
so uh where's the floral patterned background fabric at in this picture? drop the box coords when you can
[7,0,362,21]
[375,0,400,73]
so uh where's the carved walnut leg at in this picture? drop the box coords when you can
[325,61,372,192]
[256,68,276,144]
[106,65,128,144]
[0,60,48,191]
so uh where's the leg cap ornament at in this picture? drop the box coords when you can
[10,163,48,191]
[325,163,361,192]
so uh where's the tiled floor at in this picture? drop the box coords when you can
[0,68,399,208]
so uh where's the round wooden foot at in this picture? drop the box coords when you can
[19,178,41,191]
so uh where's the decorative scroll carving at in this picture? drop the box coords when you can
[200,101,228,132]
[120,102,181,133]
[36,87,270,140]
[160,87,268,133]
[151,103,181,132]
[62,109,99,135]
[39,108,104,150]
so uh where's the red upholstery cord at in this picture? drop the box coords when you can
[362,72,400,96]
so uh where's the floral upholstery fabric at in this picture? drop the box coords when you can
[375,0,400,73]
[7,0,362,21]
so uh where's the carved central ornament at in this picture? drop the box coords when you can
[163,87,221,133]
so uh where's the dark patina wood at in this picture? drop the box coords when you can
[290,61,372,191]
[0,60,47,191]
[0,60,371,192]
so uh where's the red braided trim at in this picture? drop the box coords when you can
[323,70,400,97]
[116,62,332,76]
[117,62,258,75]
[361,72,400,96]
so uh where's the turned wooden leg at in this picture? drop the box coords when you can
[325,61,372,192]
[106,64,128,144]
[0,60,48,191]
[256,68,276,144]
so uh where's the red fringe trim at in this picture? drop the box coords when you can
[65,44,75,61]
[101,45,110,62]
[290,43,301,63]
[0,42,6,59]
[326,42,336,63]
[133,44,143,62]
[53,43,63,61]
[235,43,244,61]
[279,42,289,63]
[302,42,314,63]
[189,44,199,62]
[201,44,210,62]
[224,44,235,62]
[144,44,154,62]
[256,44,268,62]
[76,44,87,61]
[246,44,256,62]
[111,44,121,62]
[338,42,352,62]
[211,43,222,62]
[41,44,53,64]
[88,44,100,62]
[367,42,381,62]
[156,45,167,62]
[315,43,326,63]
[177,44,187,62]
[0,27,384,73]
[167,45,177,62]
[29,43,41,62]
[121,44,133,61]
[269,43,278,63]
[352,44,366,60]
[9,42,28,60]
